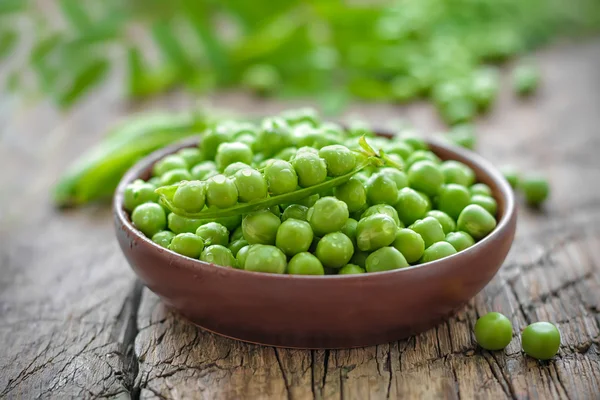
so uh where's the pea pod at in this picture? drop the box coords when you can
[156,136,397,219]
[53,111,214,207]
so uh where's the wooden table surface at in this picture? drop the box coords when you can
[1,39,600,400]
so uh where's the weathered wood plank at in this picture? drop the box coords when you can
[0,38,599,399]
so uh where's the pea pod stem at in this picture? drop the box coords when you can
[156,153,384,219]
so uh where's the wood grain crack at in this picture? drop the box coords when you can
[274,348,292,400]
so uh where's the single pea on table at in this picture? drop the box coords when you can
[126,108,502,275]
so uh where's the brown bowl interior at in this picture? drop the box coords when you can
[114,133,517,349]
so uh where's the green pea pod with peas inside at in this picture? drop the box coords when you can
[156,136,401,219]
[53,110,215,208]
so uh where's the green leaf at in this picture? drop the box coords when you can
[150,19,192,71]
[55,58,110,108]
[180,0,231,82]
[0,0,27,14]
[5,69,20,92]
[30,32,63,67]
[0,29,17,60]
[59,0,92,32]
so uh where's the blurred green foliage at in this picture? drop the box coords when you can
[3,0,600,119]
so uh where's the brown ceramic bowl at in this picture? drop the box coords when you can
[114,133,516,349]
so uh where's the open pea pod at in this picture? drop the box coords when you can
[156,136,401,219]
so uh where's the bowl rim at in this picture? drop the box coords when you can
[114,131,516,281]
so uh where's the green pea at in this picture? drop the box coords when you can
[417,191,433,213]
[520,174,549,206]
[361,204,401,227]
[471,194,498,216]
[470,67,500,110]
[215,142,253,172]
[177,148,204,167]
[254,117,293,157]
[243,63,280,94]
[203,214,242,232]
[228,239,249,257]
[281,204,309,222]
[172,181,206,213]
[168,213,203,234]
[160,168,192,186]
[291,152,328,187]
[152,230,176,248]
[236,245,251,269]
[296,146,319,156]
[244,244,287,274]
[398,131,427,151]
[288,252,325,275]
[307,196,349,236]
[392,228,425,264]
[426,210,456,235]
[521,322,561,360]
[296,193,320,208]
[366,246,409,272]
[499,165,520,188]
[236,133,257,148]
[350,249,369,268]
[419,241,457,263]
[206,174,238,208]
[200,244,236,267]
[409,216,445,248]
[276,219,314,257]
[474,312,513,351]
[315,232,354,268]
[147,177,161,187]
[445,231,475,252]
[470,183,492,197]
[319,145,357,176]
[447,124,476,150]
[395,187,429,225]
[366,172,399,205]
[124,181,159,212]
[132,203,167,237]
[223,162,252,177]
[440,97,477,125]
[385,141,414,160]
[191,161,218,181]
[264,159,298,195]
[230,226,244,242]
[338,264,366,275]
[233,168,268,203]
[353,171,371,186]
[440,160,475,187]
[408,160,444,197]
[242,210,281,245]
[378,167,408,190]
[457,204,497,240]
[513,63,539,96]
[281,107,321,127]
[168,233,205,258]
[334,177,367,212]
[341,218,358,245]
[356,214,397,252]
[406,150,441,168]
[153,155,188,177]
[195,222,229,247]
[437,184,471,220]
[274,146,298,161]
[202,125,232,160]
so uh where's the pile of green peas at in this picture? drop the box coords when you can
[475,312,561,360]
[125,108,500,275]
